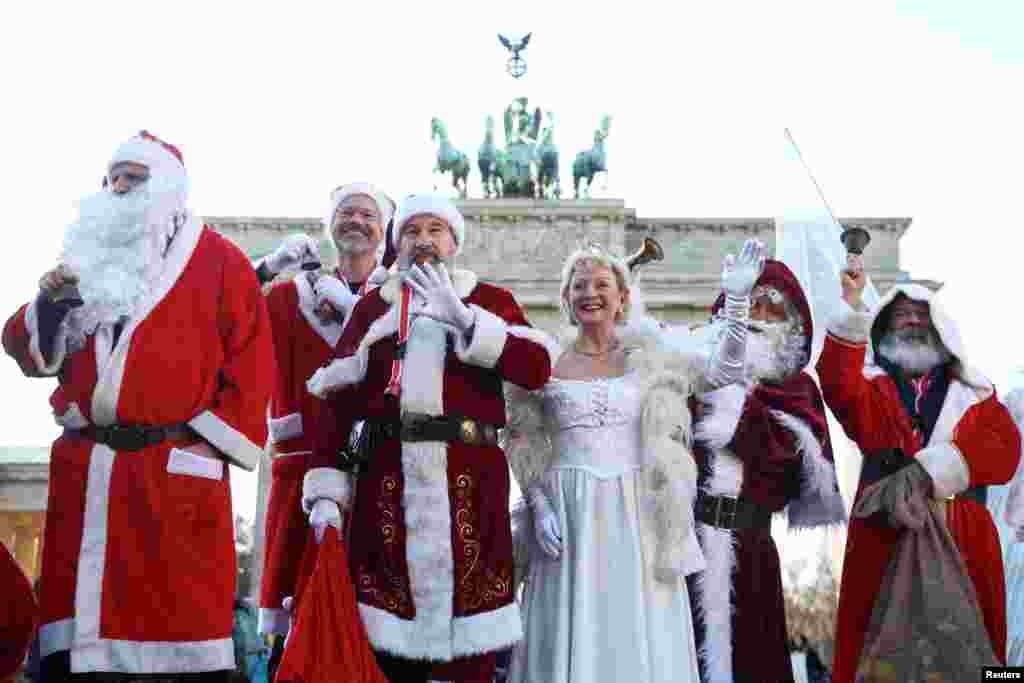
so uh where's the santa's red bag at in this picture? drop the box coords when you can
[0,542,37,680]
[274,526,387,683]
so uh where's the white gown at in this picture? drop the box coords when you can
[508,371,701,683]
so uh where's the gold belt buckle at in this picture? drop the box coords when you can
[460,418,480,446]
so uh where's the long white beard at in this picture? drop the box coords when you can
[877,328,952,376]
[60,186,180,342]
[744,321,806,384]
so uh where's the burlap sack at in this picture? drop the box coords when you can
[851,466,998,682]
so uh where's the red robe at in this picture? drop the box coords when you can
[2,218,274,674]
[0,542,37,680]
[304,269,552,663]
[259,273,342,636]
[818,293,1021,682]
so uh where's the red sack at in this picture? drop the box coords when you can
[274,527,387,683]
[0,543,37,679]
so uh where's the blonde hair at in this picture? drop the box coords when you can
[559,244,632,325]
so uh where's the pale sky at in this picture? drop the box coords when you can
[2,2,1023,535]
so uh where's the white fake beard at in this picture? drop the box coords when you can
[60,187,178,340]
[877,328,952,376]
[744,321,806,384]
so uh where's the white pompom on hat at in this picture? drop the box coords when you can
[323,182,395,234]
[390,194,466,255]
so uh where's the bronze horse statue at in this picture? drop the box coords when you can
[572,115,611,199]
[431,117,470,198]
[535,112,560,199]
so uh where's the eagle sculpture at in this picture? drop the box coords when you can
[498,32,532,58]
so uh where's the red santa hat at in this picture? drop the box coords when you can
[712,259,815,366]
[107,130,187,191]
[390,194,466,255]
[322,182,396,237]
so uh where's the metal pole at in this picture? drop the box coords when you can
[783,128,839,225]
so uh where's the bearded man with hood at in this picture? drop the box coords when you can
[819,254,1021,681]
[2,131,274,681]
[685,240,846,683]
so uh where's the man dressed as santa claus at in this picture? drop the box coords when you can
[2,131,275,681]
[686,241,846,683]
[252,183,395,645]
[303,194,554,683]
[819,254,1021,681]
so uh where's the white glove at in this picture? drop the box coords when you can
[265,234,319,275]
[528,486,562,560]
[313,275,358,320]
[705,239,767,389]
[721,239,766,298]
[309,498,342,544]
[402,262,476,331]
[306,355,366,398]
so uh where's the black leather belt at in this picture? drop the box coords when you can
[376,413,500,448]
[67,423,196,452]
[860,447,987,505]
[696,494,772,530]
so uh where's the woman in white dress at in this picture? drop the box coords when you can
[505,245,704,683]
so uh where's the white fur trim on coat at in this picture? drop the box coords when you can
[641,371,702,580]
[302,467,354,513]
[268,412,303,443]
[694,384,747,451]
[770,410,847,530]
[188,410,263,472]
[916,442,970,499]
[24,299,70,376]
[293,273,343,349]
[694,448,742,683]
[454,306,508,369]
[826,298,872,345]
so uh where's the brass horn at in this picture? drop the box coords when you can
[627,236,665,273]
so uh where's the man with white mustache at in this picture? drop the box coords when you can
[302,194,554,683]
[2,131,274,682]
[251,184,395,653]
[820,254,1021,681]
[686,241,846,683]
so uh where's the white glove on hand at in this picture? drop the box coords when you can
[402,263,476,331]
[309,498,342,544]
[313,275,358,321]
[528,486,563,560]
[721,239,766,298]
[306,356,365,398]
[266,234,319,275]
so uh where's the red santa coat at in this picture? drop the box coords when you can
[260,270,374,635]
[304,269,553,662]
[1,218,273,674]
[1,542,37,680]
[817,283,1021,683]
